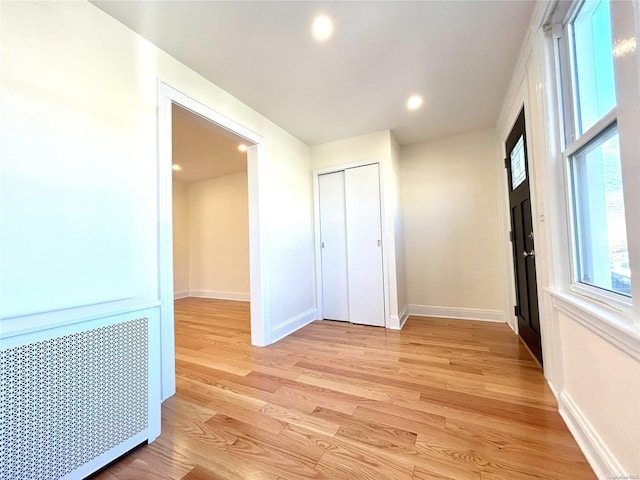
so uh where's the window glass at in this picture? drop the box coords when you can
[510,136,526,189]
[571,128,631,296]
[571,0,616,134]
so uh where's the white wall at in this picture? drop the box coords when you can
[189,172,249,299]
[400,130,505,320]
[0,2,315,340]
[172,181,190,296]
[310,130,406,327]
[310,130,391,171]
[496,2,640,476]
[557,313,640,474]
[389,133,407,320]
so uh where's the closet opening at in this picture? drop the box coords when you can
[315,162,386,327]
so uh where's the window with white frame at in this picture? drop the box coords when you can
[558,0,631,300]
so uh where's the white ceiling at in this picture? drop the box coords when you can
[93,1,536,146]
[172,104,247,184]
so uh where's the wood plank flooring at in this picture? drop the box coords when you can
[95,297,596,480]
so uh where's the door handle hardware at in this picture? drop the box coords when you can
[321,242,325,248]
[523,250,535,258]
[377,240,381,247]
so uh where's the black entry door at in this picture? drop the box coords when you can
[505,108,542,365]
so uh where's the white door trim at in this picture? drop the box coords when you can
[312,158,389,326]
[157,80,269,401]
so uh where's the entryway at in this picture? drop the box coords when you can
[504,107,542,364]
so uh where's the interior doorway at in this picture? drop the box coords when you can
[171,104,250,303]
[158,82,268,401]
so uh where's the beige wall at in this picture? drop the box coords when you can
[400,129,504,313]
[172,181,190,296]
[189,172,249,298]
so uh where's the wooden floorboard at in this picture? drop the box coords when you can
[94,297,596,480]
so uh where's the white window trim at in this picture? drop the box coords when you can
[548,288,640,361]
[563,108,616,158]
[556,0,633,313]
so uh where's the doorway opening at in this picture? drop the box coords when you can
[158,82,268,401]
[171,104,250,303]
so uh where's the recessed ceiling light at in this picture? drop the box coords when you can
[238,144,248,152]
[172,164,181,171]
[312,15,333,42]
[407,95,423,110]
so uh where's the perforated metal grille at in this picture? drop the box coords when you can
[0,318,148,480]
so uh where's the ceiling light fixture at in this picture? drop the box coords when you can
[407,95,423,110]
[238,144,248,152]
[312,15,333,42]
[172,164,181,171]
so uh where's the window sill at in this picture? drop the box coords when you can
[569,282,631,314]
[546,288,640,361]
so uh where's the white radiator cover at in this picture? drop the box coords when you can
[0,301,161,480]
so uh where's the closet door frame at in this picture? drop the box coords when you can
[312,158,391,327]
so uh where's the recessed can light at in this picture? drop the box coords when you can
[407,95,423,110]
[238,144,248,152]
[312,15,333,41]
[172,164,181,171]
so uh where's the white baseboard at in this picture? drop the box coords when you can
[559,390,625,479]
[546,378,560,402]
[174,290,189,300]
[271,308,316,344]
[399,305,409,328]
[189,290,250,302]
[387,305,410,330]
[407,304,505,323]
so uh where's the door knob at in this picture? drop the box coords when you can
[523,250,535,258]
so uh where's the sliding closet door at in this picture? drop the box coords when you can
[318,171,349,321]
[344,164,385,326]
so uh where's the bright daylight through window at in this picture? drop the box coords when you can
[564,0,631,297]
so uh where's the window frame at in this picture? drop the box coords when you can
[556,0,632,312]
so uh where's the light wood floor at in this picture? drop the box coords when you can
[96,297,596,480]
